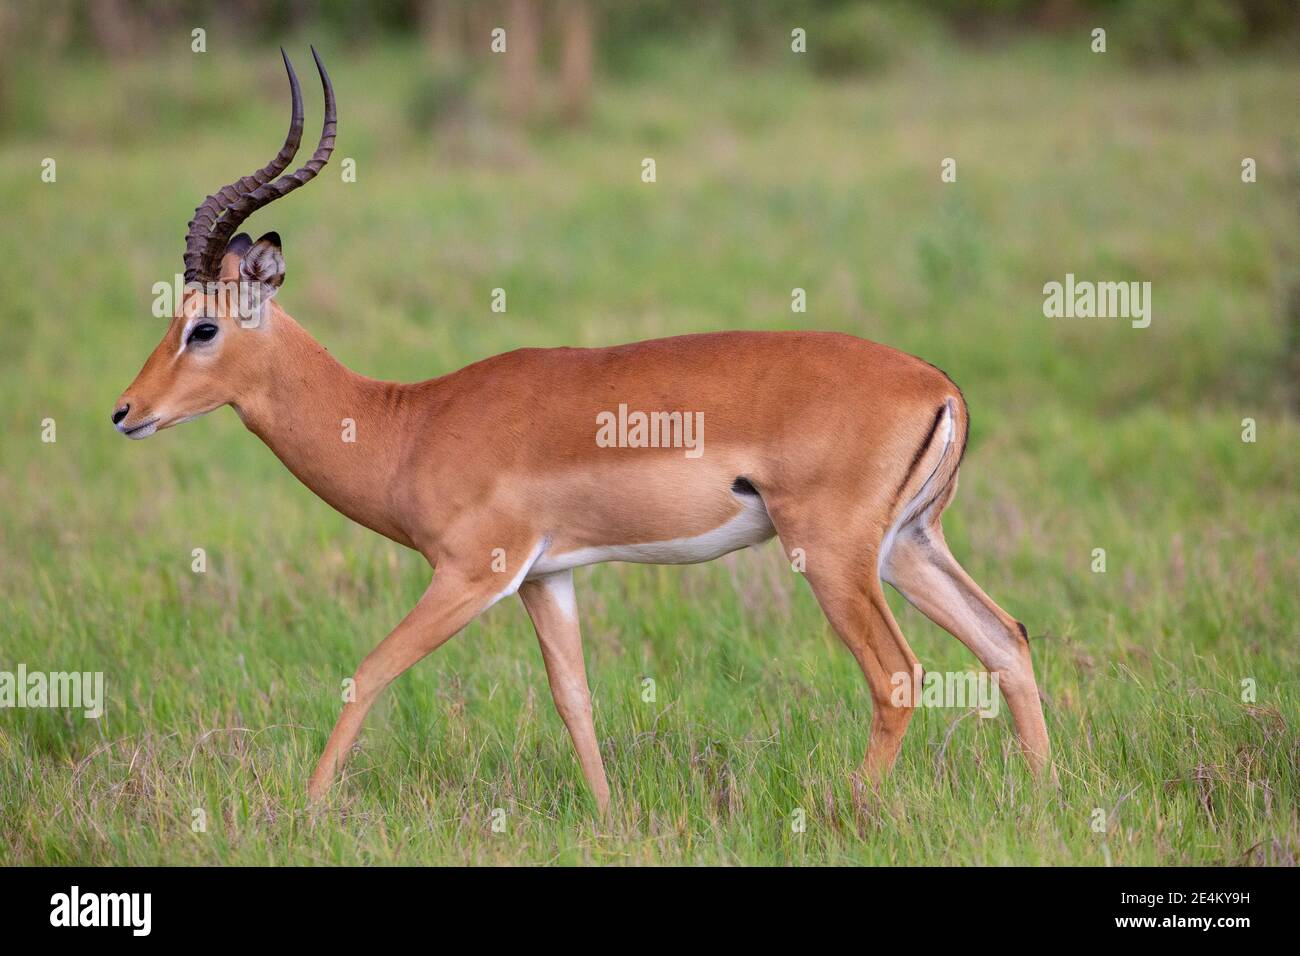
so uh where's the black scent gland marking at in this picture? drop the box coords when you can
[1016,621,1029,643]
[909,405,947,475]
[890,404,948,508]
[731,476,759,496]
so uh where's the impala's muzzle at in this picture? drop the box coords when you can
[111,400,160,439]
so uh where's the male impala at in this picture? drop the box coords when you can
[114,50,1051,814]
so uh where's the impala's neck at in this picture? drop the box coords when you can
[232,309,420,549]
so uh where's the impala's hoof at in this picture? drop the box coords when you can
[306,777,331,804]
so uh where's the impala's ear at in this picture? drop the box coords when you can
[218,233,254,282]
[240,232,286,294]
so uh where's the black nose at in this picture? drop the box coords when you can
[112,404,129,425]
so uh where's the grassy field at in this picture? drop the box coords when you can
[1,35,1297,865]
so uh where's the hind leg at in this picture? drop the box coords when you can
[814,574,924,780]
[882,519,1051,774]
[766,503,922,780]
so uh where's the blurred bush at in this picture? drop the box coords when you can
[806,2,945,77]
[1116,0,1249,63]
[2,0,1298,140]
[407,56,479,134]
[5,1,1298,61]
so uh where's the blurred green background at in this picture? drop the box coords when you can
[0,1,1296,864]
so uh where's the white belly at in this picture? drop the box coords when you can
[529,494,776,576]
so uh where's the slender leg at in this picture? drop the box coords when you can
[764,500,923,780]
[882,521,1052,775]
[307,565,504,802]
[804,567,923,780]
[518,570,610,816]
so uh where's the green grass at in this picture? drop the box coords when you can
[0,37,1296,864]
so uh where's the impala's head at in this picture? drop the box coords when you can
[113,47,336,439]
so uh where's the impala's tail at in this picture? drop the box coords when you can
[918,394,968,523]
[903,394,967,518]
[878,392,967,576]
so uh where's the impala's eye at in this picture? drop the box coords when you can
[188,322,219,344]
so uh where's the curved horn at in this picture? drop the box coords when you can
[198,46,337,281]
[183,48,304,283]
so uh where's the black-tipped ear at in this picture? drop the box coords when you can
[225,233,253,259]
[240,232,286,291]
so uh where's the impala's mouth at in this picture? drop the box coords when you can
[120,417,160,439]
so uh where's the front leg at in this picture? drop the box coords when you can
[517,570,610,817]
[307,547,533,802]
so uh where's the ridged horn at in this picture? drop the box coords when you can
[195,46,337,283]
[182,48,304,283]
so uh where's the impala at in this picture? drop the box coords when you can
[114,50,1051,813]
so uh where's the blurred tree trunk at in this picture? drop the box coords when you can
[467,0,496,60]
[88,0,136,57]
[505,0,539,122]
[1035,0,1082,30]
[288,0,315,32]
[0,3,9,135]
[424,0,466,57]
[559,0,593,126]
